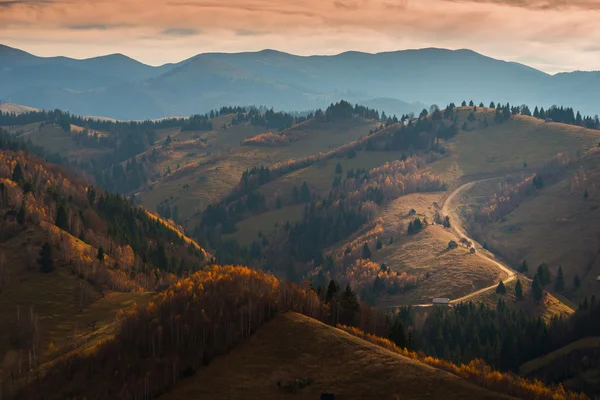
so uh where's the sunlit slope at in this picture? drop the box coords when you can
[431,107,600,180]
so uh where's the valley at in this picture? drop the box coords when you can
[1,98,599,399]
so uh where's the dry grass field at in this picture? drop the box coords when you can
[162,312,511,400]
[139,117,377,223]
[431,108,600,180]
[223,204,305,246]
[468,149,600,302]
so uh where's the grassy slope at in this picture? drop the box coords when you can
[0,103,38,114]
[430,107,600,181]
[472,149,600,302]
[0,227,152,364]
[2,121,111,164]
[520,336,600,376]
[465,276,574,321]
[163,312,511,400]
[223,204,305,246]
[138,117,377,225]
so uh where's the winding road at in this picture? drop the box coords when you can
[413,178,516,307]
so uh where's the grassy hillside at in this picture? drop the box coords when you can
[0,144,210,381]
[137,116,378,223]
[0,102,38,114]
[464,275,574,321]
[164,312,511,400]
[430,107,600,180]
[468,148,600,302]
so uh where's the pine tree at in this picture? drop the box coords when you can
[97,247,105,262]
[533,106,540,118]
[554,265,565,292]
[389,316,406,348]
[461,101,467,107]
[340,284,360,323]
[37,242,53,273]
[520,260,528,274]
[573,274,581,290]
[515,279,523,300]
[532,275,543,302]
[55,204,69,231]
[489,101,495,108]
[17,202,25,225]
[376,240,383,250]
[362,243,372,259]
[335,163,343,174]
[536,262,551,286]
[12,162,23,183]
[326,280,339,303]
[496,281,507,295]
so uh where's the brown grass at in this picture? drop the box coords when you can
[162,312,511,400]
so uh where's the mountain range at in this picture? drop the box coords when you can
[1,44,599,120]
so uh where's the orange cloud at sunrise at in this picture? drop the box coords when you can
[1,0,599,73]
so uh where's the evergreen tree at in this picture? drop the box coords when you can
[376,239,383,250]
[362,243,372,259]
[12,162,24,183]
[340,284,360,324]
[573,274,581,290]
[519,260,528,274]
[325,279,340,303]
[335,163,343,174]
[300,181,311,202]
[532,275,543,302]
[37,242,53,273]
[55,204,69,231]
[515,279,523,300]
[461,101,467,106]
[496,280,507,295]
[97,247,105,262]
[536,262,552,286]
[389,315,406,348]
[539,107,546,119]
[533,106,540,118]
[554,265,565,292]
[489,101,495,108]
[17,202,25,225]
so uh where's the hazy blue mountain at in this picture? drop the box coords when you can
[0,44,598,119]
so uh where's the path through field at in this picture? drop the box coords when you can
[413,178,516,307]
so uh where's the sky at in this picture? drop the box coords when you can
[1,0,600,73]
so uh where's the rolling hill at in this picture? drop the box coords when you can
[3,44,600,119]
[163,312,512,400]
[0,140,210,383]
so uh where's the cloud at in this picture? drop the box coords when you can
[235,29,265,36]
[161,28,201,36]
[0,0,598,72]
[441,0,600,10]
[67,23,132,30]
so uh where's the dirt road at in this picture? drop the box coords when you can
[412,178,516,307]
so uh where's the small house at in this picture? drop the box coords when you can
[432,297,450,306]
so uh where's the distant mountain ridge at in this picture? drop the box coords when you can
[1,44,599,119]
